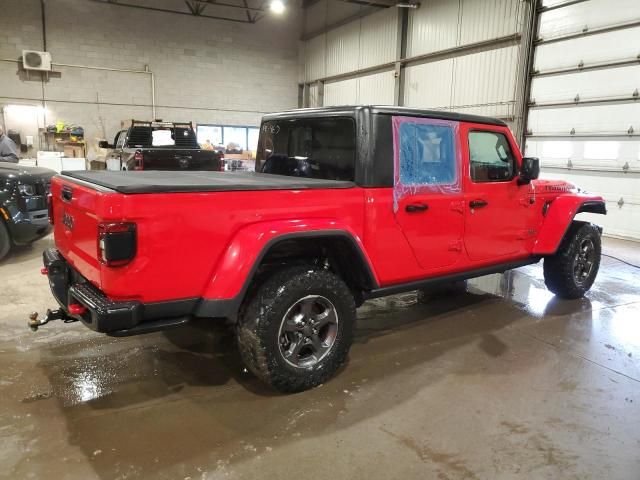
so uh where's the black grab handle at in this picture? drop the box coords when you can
[405,203,429,213]
[469,200,488,209]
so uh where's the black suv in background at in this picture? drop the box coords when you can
[0,162,55,260]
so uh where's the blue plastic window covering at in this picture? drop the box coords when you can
[398,122,456,186]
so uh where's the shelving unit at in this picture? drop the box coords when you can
[39,129,86,159]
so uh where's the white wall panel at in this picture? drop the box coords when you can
[324,71,395,106]
[459,0,521,45]
[451,103,515,119]
[528,104,640,136]
[304,6,397,82]
[534,26,640,73]
[403,45,518,118]
[526,138,639,170]
[531,65,640,103]
[452,45,519,112]
[308,83,320,107]
[539,0,640,40]
[359,8,398,70]
[406,0,459,57]
[357,71,395,105]
[325,21,361,77]
[304,34,326,82]
[403,59,454,108]
[539,171,640,240]
[324,78,358,106]
[407,0,521,57]
[527,1,640,239]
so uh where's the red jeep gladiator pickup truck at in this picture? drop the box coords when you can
[36,106,606,392]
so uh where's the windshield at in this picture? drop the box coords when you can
[256,117,355,181]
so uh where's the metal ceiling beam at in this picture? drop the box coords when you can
[185,0,208,15]
[180,0,265,13]
[87,0,264,23]
[242,0,254,22]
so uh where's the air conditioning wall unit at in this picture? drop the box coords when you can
[22,50,52,72]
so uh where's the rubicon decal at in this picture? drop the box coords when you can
[62,212,74,230]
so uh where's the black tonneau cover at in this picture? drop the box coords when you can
[60,170,355,194]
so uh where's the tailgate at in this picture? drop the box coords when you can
[142,148,221,170]
[51,176,110,287]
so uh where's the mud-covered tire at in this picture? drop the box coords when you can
[236,265,356,393]
[543,222,601,299]
[0,221,11,261]
[417,280,467,304]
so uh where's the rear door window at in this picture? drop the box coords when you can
[398,122,456,186]
[257,117,355,181]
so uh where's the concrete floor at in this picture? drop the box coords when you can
[1,235,639,480]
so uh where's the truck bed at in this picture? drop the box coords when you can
[60,171,355,194]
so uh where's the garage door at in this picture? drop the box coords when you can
[525,0,640,240]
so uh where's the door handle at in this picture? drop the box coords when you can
[469,200,488,209]
[405,203,429,213]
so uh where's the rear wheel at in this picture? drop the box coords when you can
[543,222,601,299]
[0,221,11,261]
[236,265,355,393]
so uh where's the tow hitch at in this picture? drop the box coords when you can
[28,308,78,332]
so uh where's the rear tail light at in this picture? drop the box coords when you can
[47,193,54,224]
[134,150,144,170]
[98,222,137,267]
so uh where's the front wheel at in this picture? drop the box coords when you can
[543,222,601,299]
[236,265,356,393]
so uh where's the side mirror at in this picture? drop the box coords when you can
[518,157,540,185]
[98,140,112,149]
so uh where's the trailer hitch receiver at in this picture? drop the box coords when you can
[28,309,77,332]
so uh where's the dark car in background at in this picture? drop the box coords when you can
[0,162,55,261]
[99,120,223,171]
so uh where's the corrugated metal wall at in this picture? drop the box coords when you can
[324,71,396,106]
[302,6,398,85]
[524,0,640,240]
[300,0,526,127]
[404,0,523,120]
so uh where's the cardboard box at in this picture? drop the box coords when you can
[63,145,84,158]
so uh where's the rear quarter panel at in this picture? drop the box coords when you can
[99,187,366,302]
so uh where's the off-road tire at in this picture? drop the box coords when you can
[236,265,356,393]
[543,222,601,299]
[417,280,468,303]
[0,221,11,261]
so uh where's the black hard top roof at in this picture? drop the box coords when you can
[262,105,507,127]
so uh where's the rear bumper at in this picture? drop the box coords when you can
[43,248,236,335]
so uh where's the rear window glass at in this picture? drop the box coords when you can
[256,117,355,181]
[127,126,198,148]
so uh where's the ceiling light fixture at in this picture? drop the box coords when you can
[270,0,285,14]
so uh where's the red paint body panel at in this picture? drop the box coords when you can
[52,178,370,302]
[50,118,605,308]
[533,192,605,255]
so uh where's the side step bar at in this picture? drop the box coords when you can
[107,316,192,337]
